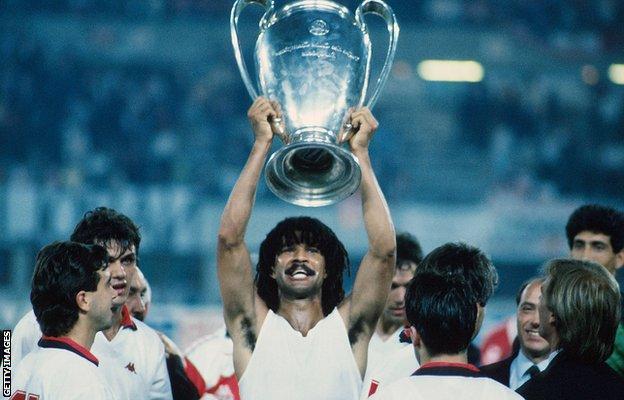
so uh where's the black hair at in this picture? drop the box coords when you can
[396,232,423,270]
[31,241,109,337]
[405,271,477,356]
[70,207,141,258]
[416,242,498,306]
[255,216,349,316]
[565,204,624,253]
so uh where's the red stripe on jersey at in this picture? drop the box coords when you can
[418,361,480,372]
[184,358,207,395]
[367,380,380,397]
[121,305,138,330]
[39,336,99,366]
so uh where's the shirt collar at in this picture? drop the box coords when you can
[121,305,138,330]
[39,336,99,366]
[413,361,481,377]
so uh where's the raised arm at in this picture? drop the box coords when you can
[217,97,282,376]
[338,108,396,373]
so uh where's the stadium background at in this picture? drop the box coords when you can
[0,0,623,351]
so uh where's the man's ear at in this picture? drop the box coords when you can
[410,326,421,349]
[473,304,485,339]
[76,290,90,313]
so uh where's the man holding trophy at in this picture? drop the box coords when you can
[217,96,395,399]
[219,0,399,398]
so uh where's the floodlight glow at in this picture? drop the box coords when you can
[608,64,624,85]
[417,60,484,82]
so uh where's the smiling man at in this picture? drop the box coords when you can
[481,278,554,389]
[217,97,396,400]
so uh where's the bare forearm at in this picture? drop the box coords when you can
[219,140,271,247]
[354,149,395,259]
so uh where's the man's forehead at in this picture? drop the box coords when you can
[575,231,611,243]
[98,241,136,259]
[521,281,541,303]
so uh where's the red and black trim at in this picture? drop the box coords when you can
[38,336,99,366]
[413,362,482,377]
[121,305,138,330]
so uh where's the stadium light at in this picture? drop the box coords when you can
[608,64,624,85]
[417,60,484,82]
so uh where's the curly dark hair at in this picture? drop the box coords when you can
[565,204,624,253]
[70,207,141,258]
[31,241,109,337]
[396,232,423,270]
[255,216,350,316]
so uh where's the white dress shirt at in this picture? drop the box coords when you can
[509,349,558,390]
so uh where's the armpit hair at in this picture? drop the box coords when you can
[348,315,366,346]
[240,316,257,351]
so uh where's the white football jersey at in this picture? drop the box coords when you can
[361,328,419,398]
[11,307,172,400]
[369,363,524,400]
[11,337,116,400]
[185,327,239,400]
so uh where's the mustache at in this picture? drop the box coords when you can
[285,262,316,276]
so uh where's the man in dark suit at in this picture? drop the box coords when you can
[481,278,553,389]
[517,259,624,400]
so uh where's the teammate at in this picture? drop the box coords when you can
[369,268,522,399]
[11,241,117,399]
[361,232,423,398]
[565,204,624,375]
[11,207,173,399]
[517,259,624,399]
[217,97,396,400]
[481,278,554,389]
[126,267,150,322]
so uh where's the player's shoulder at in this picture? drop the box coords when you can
[14,309,38,331]
[131,318,164,344]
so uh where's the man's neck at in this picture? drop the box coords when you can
[277,296,325,337]
[521,347,551,365]
[375,316,403,341]
[66,320,97,350]
[419,348,468,366]
[103,307,123,341]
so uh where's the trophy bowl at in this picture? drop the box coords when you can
[231,0,399,206]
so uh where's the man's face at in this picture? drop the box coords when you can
[570,231,622,275]
[517,281,550,360]
[127,269,148,321]
[87,269,117,331]
[272,242,327,300]
[382,265,415,325]
[101,242,137,307]
[537,279,556,348]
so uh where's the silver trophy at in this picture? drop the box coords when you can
[231,0,399,206]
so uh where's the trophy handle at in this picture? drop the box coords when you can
[230,0,275,100]
[355,0,400,109]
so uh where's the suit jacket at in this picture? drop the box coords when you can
[480,356,513,387]
[517,351,624,400]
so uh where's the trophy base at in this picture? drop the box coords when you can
[265,128,361,207]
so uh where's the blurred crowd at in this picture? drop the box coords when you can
[0,0,623,204]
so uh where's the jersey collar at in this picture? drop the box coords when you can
[39,336,99,366]
[413,361,481,377]
[121,305,138,330]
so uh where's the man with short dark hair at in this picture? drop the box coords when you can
[369,268,522,399]
[517,259,624,399]
[481,278,554,389]
[566,204,624,375]
[11,242,117,399]
[361,232,423,398]
[218,98,396,400]
[12,207,173,399]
